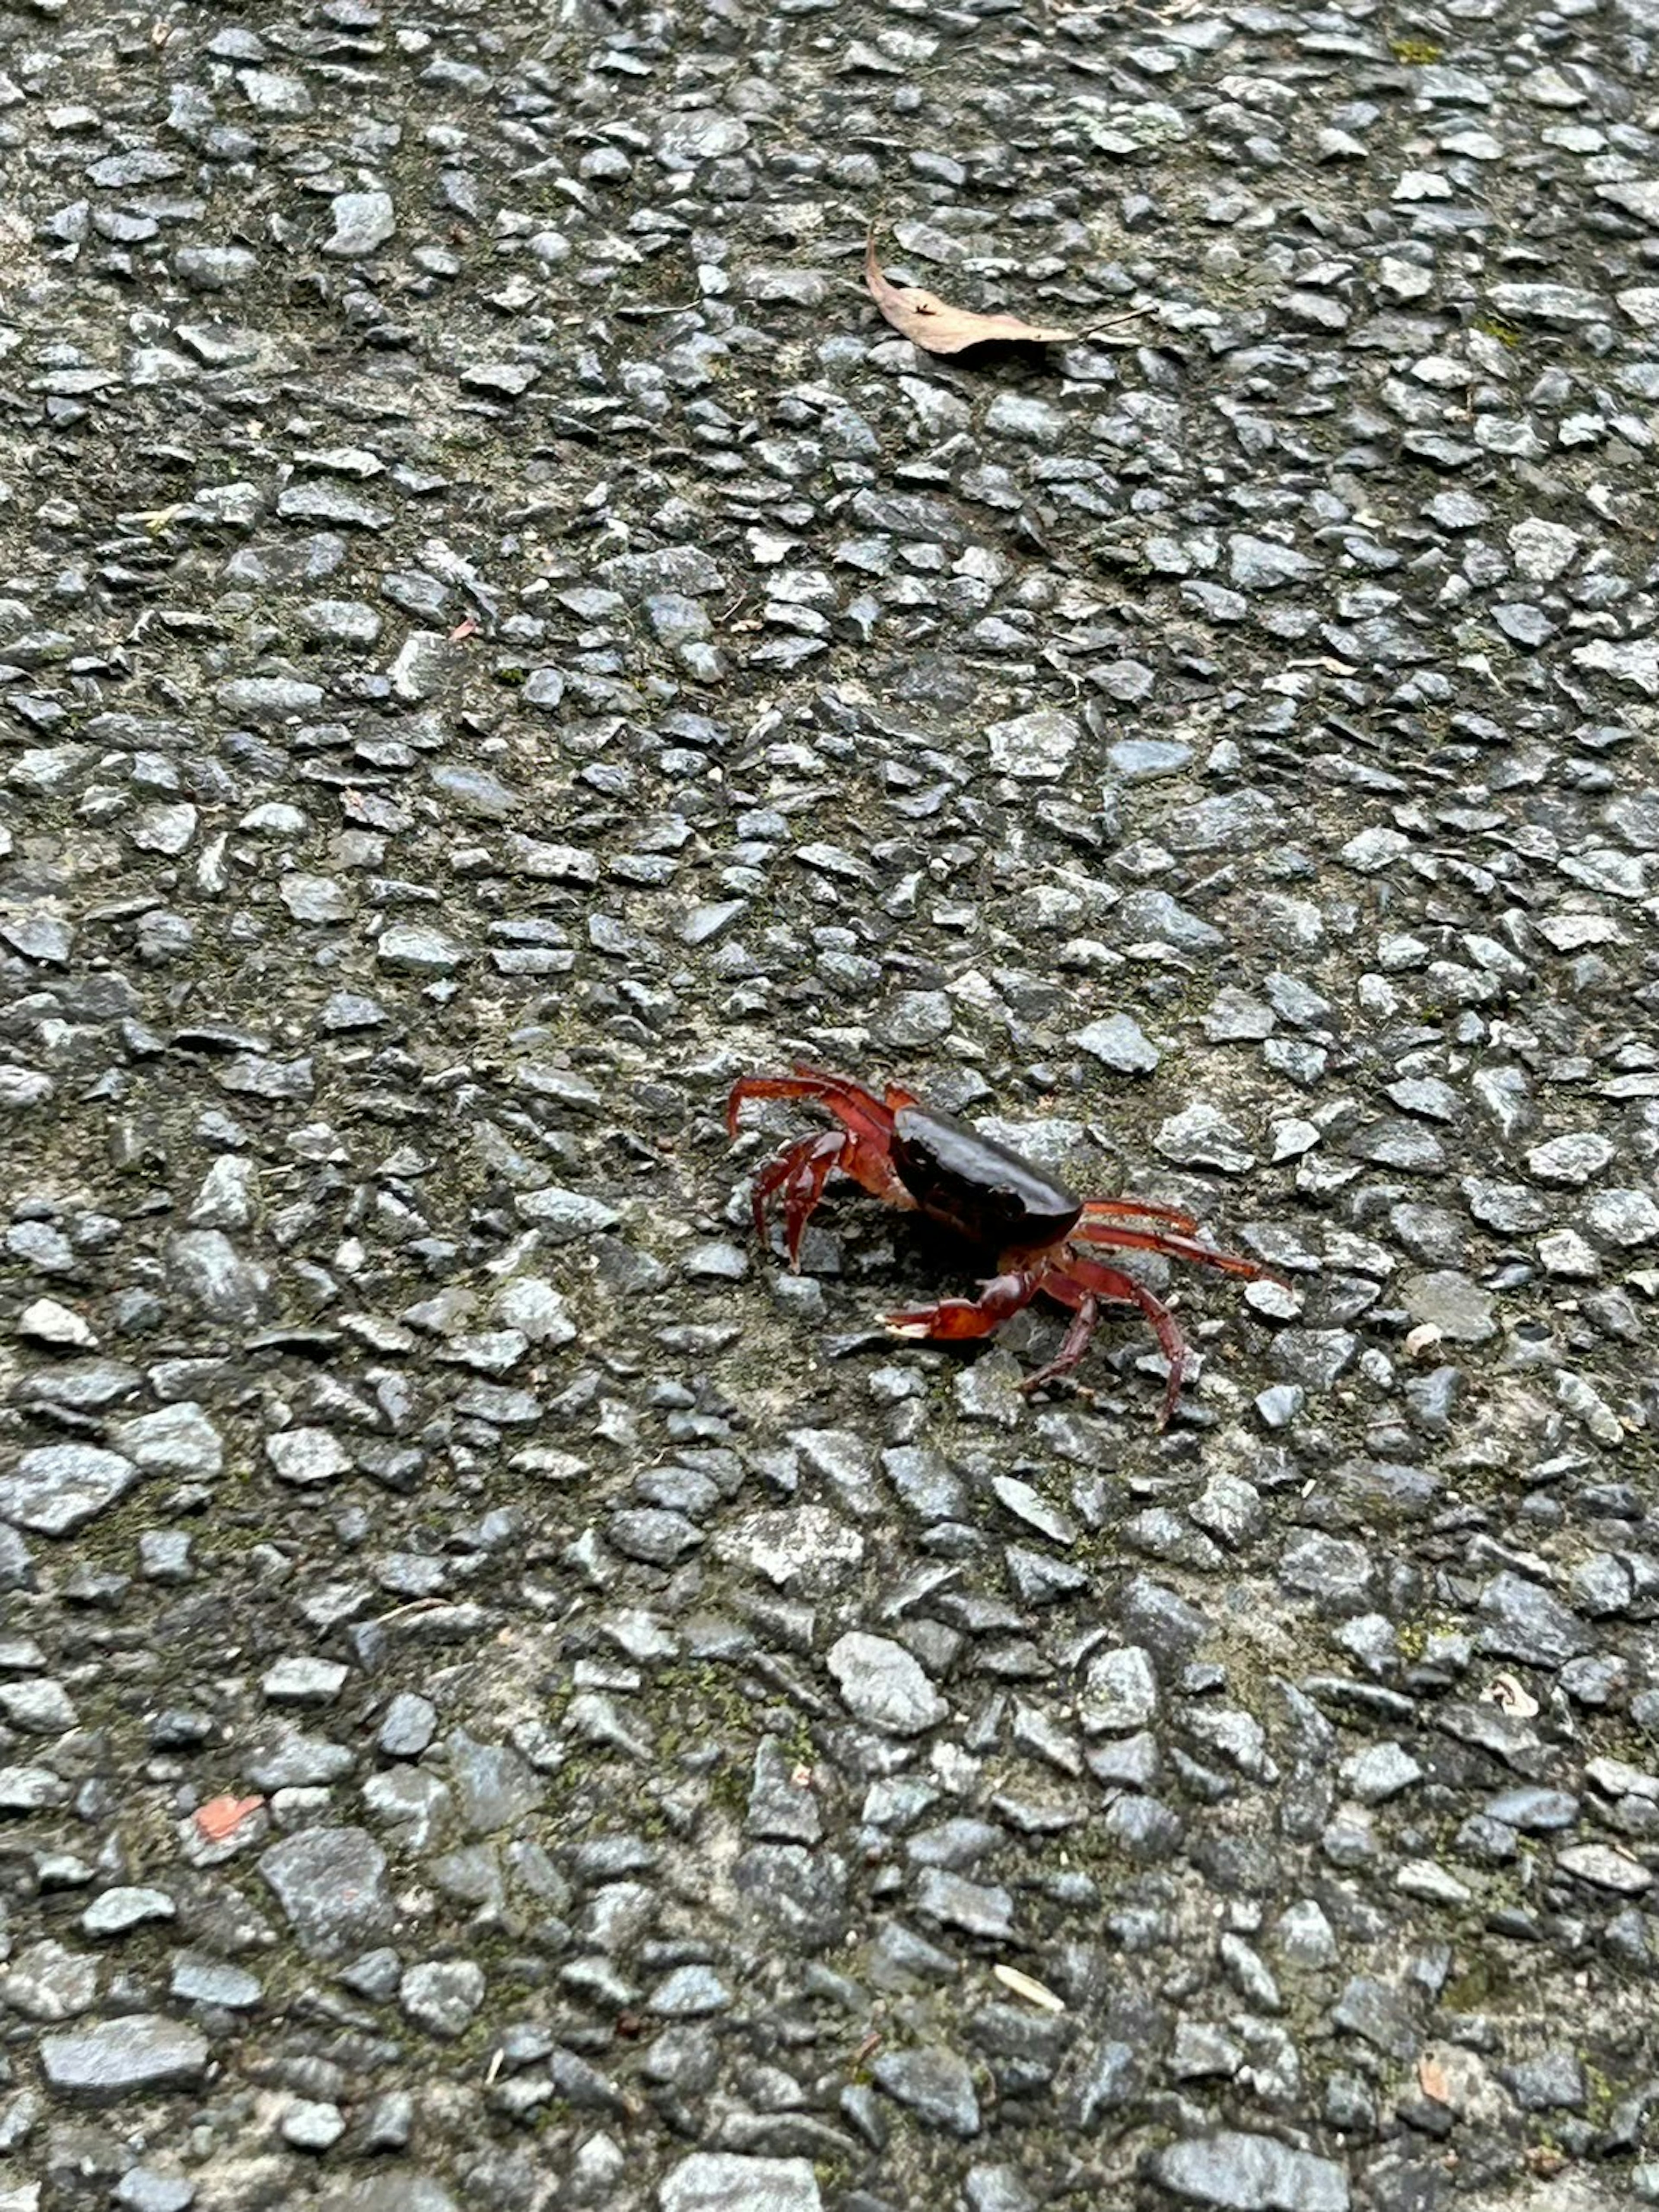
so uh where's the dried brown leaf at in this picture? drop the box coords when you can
[864,227,1076,355]
[1418,2055,1451,2104]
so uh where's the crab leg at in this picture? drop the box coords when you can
[1079,1195,1201,1235]
[1017,1281,1101,1395]
[727,1065,893,1143]
[732,1068,914,1257]
[1050,1253,1194,1427]
[1071,1216,1264,1280]
[781,1131,846,1262]
[750,1130,842,1262]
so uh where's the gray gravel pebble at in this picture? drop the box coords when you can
[1151,2129,1349,2211]
[826,1633,947,1736]
[260,1828,391,1958]
[41,2015,210,2104]
[659,2156,820,2212]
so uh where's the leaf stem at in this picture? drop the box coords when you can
[1078,303,1160,336]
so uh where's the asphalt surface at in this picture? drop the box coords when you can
[1,3,1658,2210]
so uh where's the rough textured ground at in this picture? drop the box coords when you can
[2,0,1659,2209]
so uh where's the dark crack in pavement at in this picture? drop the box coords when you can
[1,2,1659,2209]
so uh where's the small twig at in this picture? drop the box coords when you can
[1078,303,1161,337]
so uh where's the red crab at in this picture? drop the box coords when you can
[727,1066,1267,1425]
